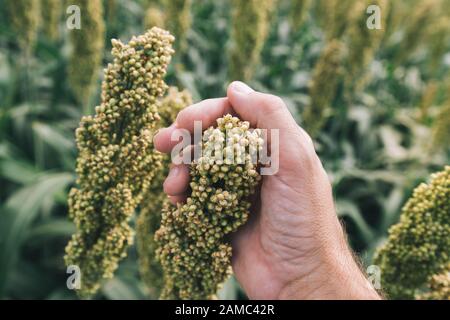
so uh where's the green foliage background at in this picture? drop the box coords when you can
[0,0,448,299]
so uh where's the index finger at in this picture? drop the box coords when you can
[154,97,235,153]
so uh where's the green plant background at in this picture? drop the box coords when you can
[0,0,448,299]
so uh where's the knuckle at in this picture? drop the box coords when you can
[176,108,188,123]
[260,94,286,112]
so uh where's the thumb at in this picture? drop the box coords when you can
[227,81,320,177]
[226,81,297,131]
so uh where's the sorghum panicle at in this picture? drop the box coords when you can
[68,0,105,107]
[426,16,450,73]
[315,0,356,40]
[144,6,166,30]
[6,0,40,53]
[155,115,263,299]
[162,0,192,53]
[65,27,175,298]
[417,265,450,300]
[394,0,441,64]
[303,40,345,137]
[431,102,450,150]
[228,0,276,81]
[374,166,450,299]
[345,0,388,89]
[41,0,61,40]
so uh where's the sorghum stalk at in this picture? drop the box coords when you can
[162,0,192,53]
[136,87,193,297]
[68,0,105,110]
[228,0,276,81]
[41,0,61,40]
[65,27,175,298]
[105,0,117,24]
[302,40,345,137]
[6,0,40,53]
[374,166,450,299]
[155,115,263,299]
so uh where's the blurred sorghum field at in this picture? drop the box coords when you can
[0,0,449,299]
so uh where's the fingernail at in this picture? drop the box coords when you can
[167,166,180,180]
[231,81,254,94]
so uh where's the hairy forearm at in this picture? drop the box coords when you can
[279,218,381,300]
[278,252,381,299]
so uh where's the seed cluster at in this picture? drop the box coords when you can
[136,87,193,298]
[374,166,450,299]
[155,115,263,299]
[417,265,450,300]
[68,0,105,107]
[65,27,175,298]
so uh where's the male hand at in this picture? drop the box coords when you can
[154,81,380,300]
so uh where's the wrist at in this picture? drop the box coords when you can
[324,249,381,300]
[279,252,380,300]
[278,223,381,300]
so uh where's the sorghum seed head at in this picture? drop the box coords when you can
[65,27,175,298]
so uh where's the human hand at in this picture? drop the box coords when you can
[154,81,380,300]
